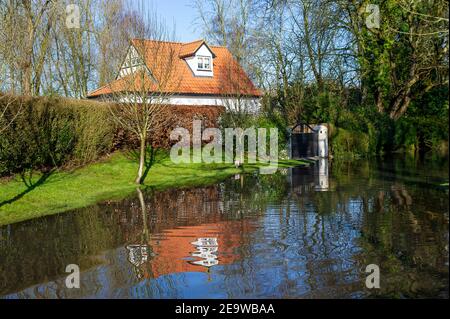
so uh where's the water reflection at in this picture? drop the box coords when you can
[0,157,448,298]
[288,159,330,193]
[126,245,150,279]
[315,158,329,191]
[191,238,219,268]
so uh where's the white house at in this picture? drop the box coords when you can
[87,39,262,110]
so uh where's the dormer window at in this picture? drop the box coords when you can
[179,40,215,76]
[197,56,211,71]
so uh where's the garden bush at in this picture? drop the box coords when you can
[0,96,115,176]
[331,128,371,159]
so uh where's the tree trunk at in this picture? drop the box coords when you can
[390,94,412,121]
[23,16,34,96]
[375,90,384,113]
[136,134,146,184]
[389,74,419,120]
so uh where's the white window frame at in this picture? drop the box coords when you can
[197,56,211,71]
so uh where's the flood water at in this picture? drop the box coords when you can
[0,157,448,299]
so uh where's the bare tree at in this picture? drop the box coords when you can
[193,0,256,66]
[0,95,22,134]
[0,0,135,98]
[288,0,344,92]
[0,3,23,134]
[95,0,130,86]
[217,49,263,165]
[13,0,55,95]
[219,55,260,125]
[0,0,23,94]
[43,0,97,98]
[107,5,180,184]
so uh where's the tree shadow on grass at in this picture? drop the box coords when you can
[125,146,165,184]
[0,170,55,208]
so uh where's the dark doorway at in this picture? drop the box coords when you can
[291,132,318,158]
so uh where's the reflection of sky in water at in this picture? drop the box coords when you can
[0,158,448,299]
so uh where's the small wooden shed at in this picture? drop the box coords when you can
[288,123,328,159]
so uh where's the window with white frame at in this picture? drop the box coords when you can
[197,56,211,71]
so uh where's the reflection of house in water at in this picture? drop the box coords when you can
[109,185,258,280]
[288,159,329,193]
[33,184,261,285]
[145,220,256,279]
[191,238,219,267]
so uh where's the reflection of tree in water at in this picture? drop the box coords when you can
[125,188,153,280]
[0,204,125,297]
[358,182,448,298]
[216,159,448,298]
[305,159,449,298]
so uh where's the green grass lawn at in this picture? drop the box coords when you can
[0,151,308,226]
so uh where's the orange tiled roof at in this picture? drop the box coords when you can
[87,39,262,98]
[179,39,207,58]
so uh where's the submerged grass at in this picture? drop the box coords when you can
[0,151,308,226]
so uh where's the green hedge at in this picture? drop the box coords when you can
[331,127,371,159]
[0,96,116,176]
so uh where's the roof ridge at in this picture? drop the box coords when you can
[132,38,229,46]
[131,38,229,50]
[131,38,184,45]
[181,39,204,44]
[132,38,209,45]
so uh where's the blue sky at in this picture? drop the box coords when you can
[127,0,204,42]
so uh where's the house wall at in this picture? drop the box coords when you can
[166,95,260,111]
[100,94,261,112]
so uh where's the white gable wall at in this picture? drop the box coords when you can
[117,46,146,79]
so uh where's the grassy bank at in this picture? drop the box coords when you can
[0,152,308,226]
